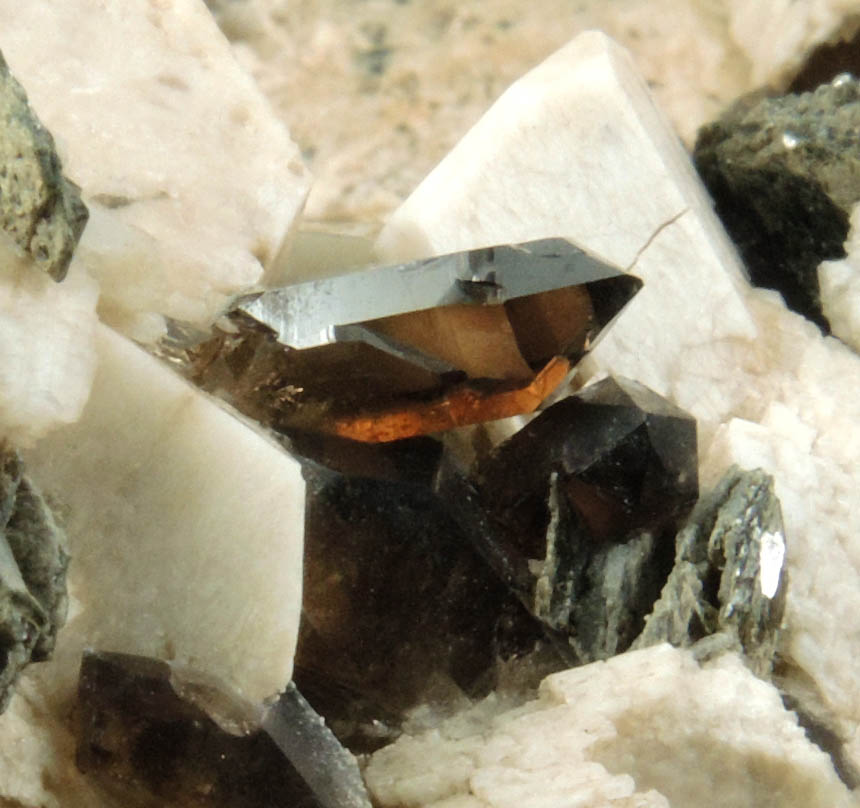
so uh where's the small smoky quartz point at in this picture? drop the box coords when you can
[75,650,372,808]
[188,238,641,442]
[0,443,68,713]
[634,465,787,677]
[475,376,699,664]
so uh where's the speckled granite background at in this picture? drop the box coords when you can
[205,0,859,227]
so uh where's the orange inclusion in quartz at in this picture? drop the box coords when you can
[330,357,572,443]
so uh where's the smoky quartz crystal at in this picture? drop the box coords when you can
[187,238,641,441]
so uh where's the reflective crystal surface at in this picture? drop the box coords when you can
[297,437,552,750]
[635,465,787,677]
[75,650,371,808]
[475,376,699,663]
[188,239,641,441]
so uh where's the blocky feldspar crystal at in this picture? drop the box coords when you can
[296,436,556,751]
[694,74,860,329]
[0,443,68,713]
[475,376,698,664]
[75,650,371,808]
[635,466,787,678]
[0,49,88,281]
[188,238,641,441]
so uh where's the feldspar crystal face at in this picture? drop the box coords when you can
[190,238,641,441]
[476,376,699,663]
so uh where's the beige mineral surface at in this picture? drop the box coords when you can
[366,644,854,808]
[0,0,311,343]
[0,235,98,446]
[2,0,860,806]
[209,0,860,226]
[821,204,860,352]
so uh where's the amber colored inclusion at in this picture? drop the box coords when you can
[187,239,641,442]
[330,356,571,442]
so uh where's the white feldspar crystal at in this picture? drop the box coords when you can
[0,236,98,445]
[375,29,860,775]
[820,204,860,353]
[20,324,305,705]
[366,645,853,808]
[0,0,310,341]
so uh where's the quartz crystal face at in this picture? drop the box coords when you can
[475,376,699,663]
[75,651,371,808]
[297,437,552,751]
[189,238,641,441]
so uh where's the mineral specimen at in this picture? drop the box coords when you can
[0,443,67,713]
[76,650,371,808]
[364,644,855,808]
[694,73,860,328]
[298,440,551,749]
[0,50,87,281]
[195,238,640,441]
[634,466,787,677]
[475,376,698,663]
[0,0,310,342]
[21,325,305,705]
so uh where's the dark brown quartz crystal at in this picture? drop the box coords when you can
[0,443,68,713]
[75,650,371,808]
[475,376,699,664]
[296,435,554,751]
[185,239,641,442]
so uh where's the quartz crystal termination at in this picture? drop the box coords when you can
[475,376,698,664]
[204,238,641,441]
[0,444,68,713]
[0,49,88,281]
[296,438,551,751]
[635,465,787,678]
[76,650,372,808]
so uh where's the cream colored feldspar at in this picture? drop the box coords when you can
[1,324,305,807]
[375,29,860,777]
[0,235,98,446]
[820,204,860,353]
[0,0,311,342]
[21,324,305,705]
[366,645,853,808]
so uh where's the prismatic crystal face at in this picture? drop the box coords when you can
[187,238,642,441]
